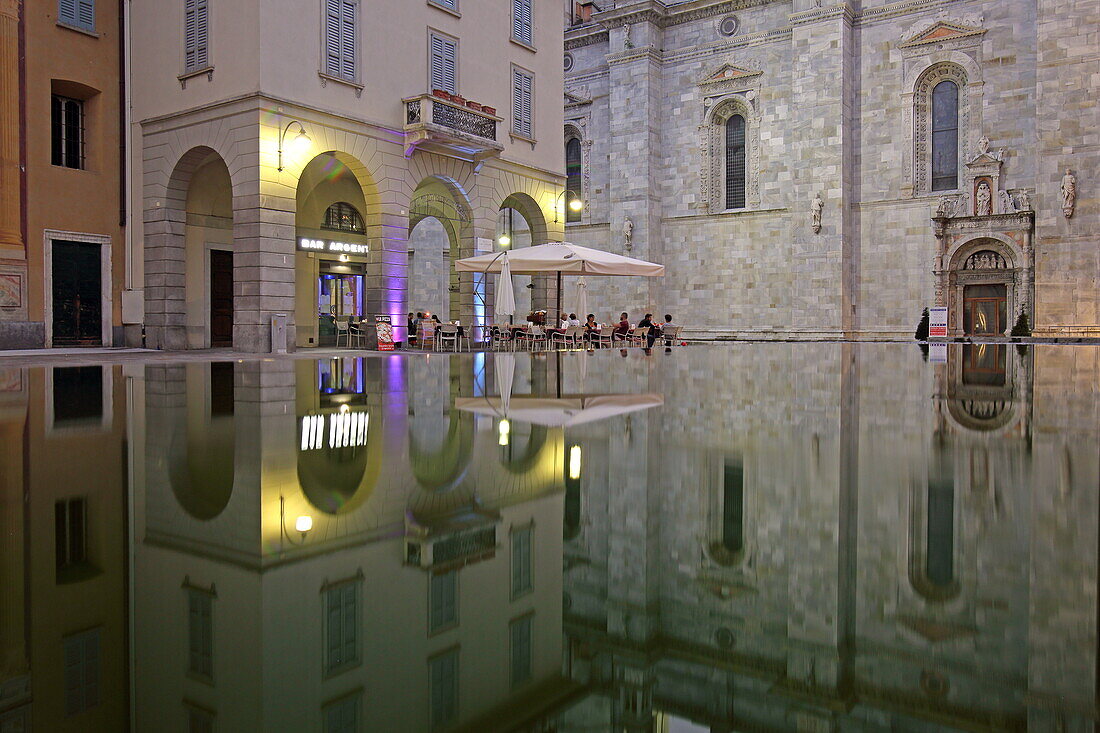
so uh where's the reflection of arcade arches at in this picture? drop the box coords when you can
[296,409,383,515]
[946,397,1016,433]
[500,423,551,475]
[169,365,235,520]
[409,411,475,493]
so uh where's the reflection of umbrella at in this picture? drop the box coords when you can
[495,353,515,415]
[496,254,516,319]
[455,393,664,428]
[576,277,588,320]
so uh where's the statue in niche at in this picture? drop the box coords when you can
[999,190,1015,214]
[1016,189,1032,211]
[622,217,634,249]
[1061,169,1077,218]
[936,195,957,218]
[623,23,634,50]
[975,180,992,216]
[810,192,824,233]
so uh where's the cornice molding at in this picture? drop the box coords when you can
[606,45,665,66]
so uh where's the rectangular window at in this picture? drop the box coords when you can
[430,0,457,9]
[511,526,532,597]
[323,692,360,733]
[429,33,457,95]
[188,589,214,680]
[59,0,96,32]
[509,615,532,687]
[63,628,100,716]
[184,0,209,72]
[325,582,359,673]
[512,0,532,45]
[511,69,533,139]
[55,497,88,578]
[323,0,357,81]
[429,571,457,632]
[51,96,85,170]
[429,649,458,728]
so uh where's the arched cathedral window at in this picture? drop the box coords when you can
[725,115,747,210]
[699,96,759,213]
[908,61,975,195]
[931,81,959,191]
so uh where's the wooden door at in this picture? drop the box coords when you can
[963,284,1006,336]
[52,241,101,346]
[209,250,233,347]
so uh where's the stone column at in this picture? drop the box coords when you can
[0,0,21,255]
[788,2,857,336]
[143,204,187,350]
[606,16,663,316]
[368,192,412,333]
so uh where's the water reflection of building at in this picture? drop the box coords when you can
[133,355,573,731]
[557,344,1098,731]
[0,365,129,731]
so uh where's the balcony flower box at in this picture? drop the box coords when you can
[481,106,496,115]
[450,95,466,106]
[432,89,452,101]
[466,101,483,112]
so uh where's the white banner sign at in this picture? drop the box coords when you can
[929,307,948,337]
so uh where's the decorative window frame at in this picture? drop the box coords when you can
[563,121,590,224]
[698,93,760,213]
[899,24,984,198]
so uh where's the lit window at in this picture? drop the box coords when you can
[63,628,100,716]
[511,526,532,597]
[323,0,357,81]
[724,115,746,210]
[511,69,533,139]
[59,0,96,32]
[184,0,210,72]
[931,80,959,191]
[512,0,532,45]
[325,582,360,673]
[322,202,365,233]
[510,615,532,687]
[51,96,85,170]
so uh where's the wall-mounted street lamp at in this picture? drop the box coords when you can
[279,495,314,550]
[554,189,584,223]
[277,120,312,172]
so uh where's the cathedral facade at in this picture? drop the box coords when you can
[562,0,1097,339]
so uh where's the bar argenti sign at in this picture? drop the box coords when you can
[298,237,369,255]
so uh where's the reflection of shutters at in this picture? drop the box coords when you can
[512,0,532,44]
[184,0,209,71]
[324,0,356,80]
[512,69,533,138]
[430,34,457,94]
[326,583,359,670]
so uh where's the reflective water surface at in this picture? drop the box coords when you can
[1,344,1098,732]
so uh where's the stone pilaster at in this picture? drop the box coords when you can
[0,0,21,255]
[234,183,297,352]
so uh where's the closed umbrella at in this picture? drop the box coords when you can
[495,353,515,416]
[576,277,588,321]
[496,254,516,321]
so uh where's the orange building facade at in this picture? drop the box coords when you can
[0,0,125,349]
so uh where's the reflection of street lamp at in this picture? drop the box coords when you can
[554,189,584,223]
[498,418,511,446]
[277,120,312,172]
[279,495,314,549]
[568,444,582,480]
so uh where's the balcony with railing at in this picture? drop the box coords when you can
[403,92,504,165]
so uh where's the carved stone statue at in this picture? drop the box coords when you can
[1061,169,1076,218]
[999,190,1015,214]
[977,136,990,155]
[1016,189,1031,212]
[936,195,957,218]
[622,217,634,249]
[623,23,633,50]
[810,192,824,234]
[975,180,992,216]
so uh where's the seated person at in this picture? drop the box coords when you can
[568,313,582,327]
[613,312,631,341]
[558,312,570,331]
[407,312,418,346]
[662,313,678,345]
[584,314,600,343]
[637,313,661,347]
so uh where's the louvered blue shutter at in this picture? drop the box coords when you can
[340,0,356,80]
[430,35,456,94]
[324,0,342,77]
[326,588,343,668]
[341,584,356,665]
[59,0,77,26]
[512,70,532,138]
[184,0,208,71]
[513,0,532,45]
[77,0,95,31]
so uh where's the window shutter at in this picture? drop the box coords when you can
[513,0,532,45]
[340,0,356,80]
[194,0,208,69]
[184,0,208,71]
[58,0,78,26]
[513,71,532,138]
[430,35,456,94]
[326,589,342,666]
[324,0,342,76]
[341,585,356,664]
[76,0,95,31]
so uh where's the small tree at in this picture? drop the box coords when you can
[914,308,930,341]
[1010,311,1031,338]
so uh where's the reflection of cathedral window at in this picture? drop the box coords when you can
[926,478,954,588]
[910,450,959,601]
[322,202,366,233]
[722,462,744,554]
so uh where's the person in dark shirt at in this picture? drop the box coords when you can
[613,312,631,342]
[408,312,420,346]
[637,313,661,347]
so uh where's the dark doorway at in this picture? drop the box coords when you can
[52,366,104,426]
[52,241,101,346]
[210,250,233,347]
[963,284,1007,336]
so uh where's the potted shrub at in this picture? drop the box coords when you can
[914,308,930,341]
[1010,312,1030,341]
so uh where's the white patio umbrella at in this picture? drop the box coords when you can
[456,242,664,320]
[495,254,516,321]
[495,353,515,416]
[455,393,664,428]
[576,277,589,321]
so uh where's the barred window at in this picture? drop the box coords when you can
[724,114,746,209]
[931,81,959,191]
[322,202,365,233]
[51,96,85,169]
